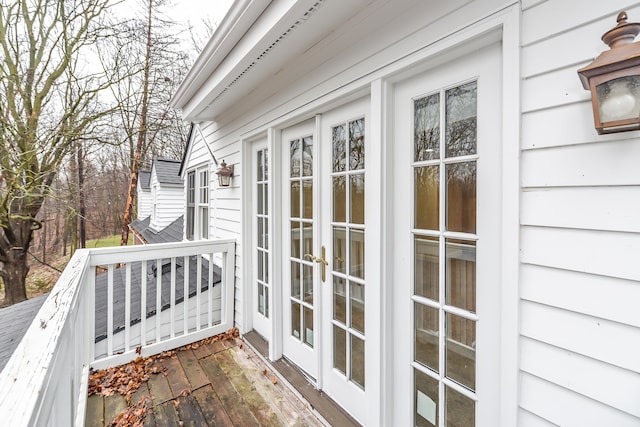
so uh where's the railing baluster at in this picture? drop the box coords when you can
[208,253,213,327]
[183,255,189,335]
[196,255,202,331]
[170,257,176,338]
[156,258,162,343]
[125,263,131,352]
[141,260,147,348]
[107,264,114,356]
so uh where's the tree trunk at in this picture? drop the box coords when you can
[0,217,35,305]
[78,142,87,248]
[121,0,153,247]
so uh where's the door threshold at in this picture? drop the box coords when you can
[244,331,362,427]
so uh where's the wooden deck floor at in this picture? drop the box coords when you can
[86,336,325,426]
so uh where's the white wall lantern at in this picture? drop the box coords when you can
[578,12,640,134]
[216,160,234,187]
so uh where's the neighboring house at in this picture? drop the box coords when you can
[148,158,184,231]
[136,170,152,220]
[168,1,640,426]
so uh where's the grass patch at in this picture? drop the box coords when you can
[85,234,132,248]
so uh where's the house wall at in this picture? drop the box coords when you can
[180,0,640,424]
[149,172,184,231]
[519,1,640,425]
[137,188,152,219]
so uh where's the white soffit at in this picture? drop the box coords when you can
[179,0,370,121]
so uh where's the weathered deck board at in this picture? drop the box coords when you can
[87,337,325,426]
[191,384,235,427]
[177,349,209,389]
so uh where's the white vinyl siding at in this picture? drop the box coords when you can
[520,0,640,424]
[148,174,184,231]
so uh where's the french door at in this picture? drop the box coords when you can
[392,42,502,426]
[281,97,369,423]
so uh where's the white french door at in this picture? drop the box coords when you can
[392,42,502,426]
[280,98,370,423]
[281,119,319,378]
[251,139,271,341]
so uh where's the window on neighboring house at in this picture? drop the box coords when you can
[186,171,195,240]
[199,169,209,239]
[186,167,209,240]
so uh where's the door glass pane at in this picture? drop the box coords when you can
[350,175,365,224]
[264,149,269,180]
[333,277,347,323]
[446,162,476,234]
[291,261,301,299]
[445,239,476,313]
[290,221,300,259]
[415,369,439,427]
[446,386,475,427]
[291,181,300,218]
[445,81,477,158]
[303,306,314,347]
[265,183,269,215]
[415,302,439,372]
[263,218,269,250]
[350,282,365,333]
[350,335,365,388]
[350,229,365,279]
[290,139,301,177]
[291,302,301,339]
[303,179,313,219]
[303,223,313,256]
[349,118,365,170]
[445,313,476,390]
[303,264,313,304]
[258,284,265,315]
[414,93,440,161]
[264,252,269,284]
[264,286,269,318]
[302,136,313,176]
[257,183,264,215]
[257,150,264,181]
[257,218,264,248]
[333,325,347,374]
[257,250,264,281]
[333,176,346,222]
[333,227,346,274]
[333,124,347,172]
[415,166,439,231]
[415,235,439,301]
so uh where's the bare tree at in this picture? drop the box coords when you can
[0,0,113,305]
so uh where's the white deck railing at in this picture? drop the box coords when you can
[0,239,235,427]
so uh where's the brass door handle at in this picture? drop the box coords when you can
[304,246,328,282]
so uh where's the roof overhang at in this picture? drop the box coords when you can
[170,0,368,122]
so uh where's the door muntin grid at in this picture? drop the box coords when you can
[256,148,270,318]
[331,117,366,390]
[413,80,478,427]
[290,136,315,347]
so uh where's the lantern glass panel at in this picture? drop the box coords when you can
[596,75,640,123]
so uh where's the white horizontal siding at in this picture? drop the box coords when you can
[520,301,640,374]
[521,139,640,188]
[520,4,640,417]
[520,372,640,427]
[521,187,640,233]
[521,226,640,281]
[520,337,640,418]
[521,264,640,328]
[137,191,152,220]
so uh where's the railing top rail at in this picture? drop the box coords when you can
[88,239,236,266]
[0,250,91,424]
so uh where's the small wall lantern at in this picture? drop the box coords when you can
[216,160,234,187]
[578,11,640,134]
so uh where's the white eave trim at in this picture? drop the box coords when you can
[170,0,270,111]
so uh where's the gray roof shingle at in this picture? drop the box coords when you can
[138,170,151,190]
[153,158,183,186]
[0,294,48,372]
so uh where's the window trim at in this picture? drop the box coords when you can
[185,165,209,240]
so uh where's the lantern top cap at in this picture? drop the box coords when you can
[602,11,640,49]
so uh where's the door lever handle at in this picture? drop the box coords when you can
[304,247,328,282]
